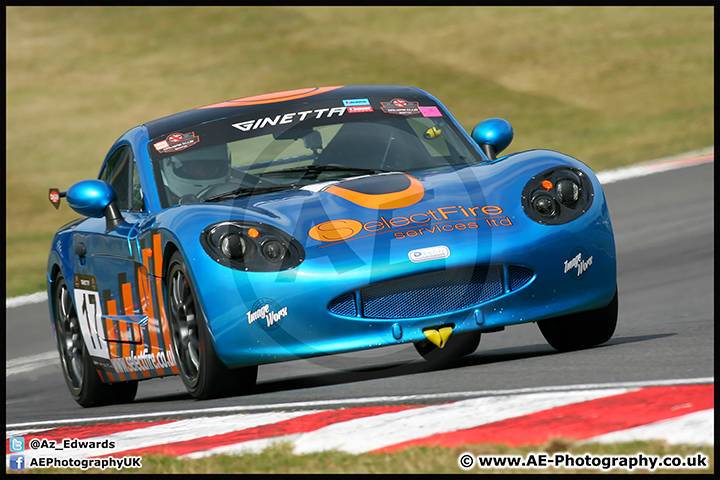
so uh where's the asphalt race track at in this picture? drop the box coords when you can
[6,157,714,429]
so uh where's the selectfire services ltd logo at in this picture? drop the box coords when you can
[308,204,513,245]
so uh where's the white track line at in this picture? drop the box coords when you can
[596,147,713,184]
[6,351,58,377]
[6,291,48,309]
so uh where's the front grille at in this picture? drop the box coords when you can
[328,265,534,319]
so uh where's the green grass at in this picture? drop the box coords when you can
[12,440,714,474]
[6,6,714,297]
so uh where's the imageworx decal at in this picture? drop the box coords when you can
[564,247,594,280]
[246,298,288,331]
[309,204,513,246]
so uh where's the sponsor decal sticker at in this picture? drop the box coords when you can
[380,98,421,115]
[343,98,371,106]
[153,131,200,153]
[408,245,451,263]
[246,298,288,331]
[564,247,594,280]
[232,107,346,132]
[419,106,442,117]
[348,105,374,113]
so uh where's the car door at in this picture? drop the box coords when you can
[71,144,155,380]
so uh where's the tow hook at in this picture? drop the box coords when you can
[422,325,453,349]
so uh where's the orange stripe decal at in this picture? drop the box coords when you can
[198,86,344,109]
[326,174,425,210]
[153,234,163,277]
[121,283,134,315]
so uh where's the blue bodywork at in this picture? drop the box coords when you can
[47,85,616,384]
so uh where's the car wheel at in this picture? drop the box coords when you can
[53,273,137,407]
[414,330,481,366]
[166,251,257,399]
[538,289,618,352]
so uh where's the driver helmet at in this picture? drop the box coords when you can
[161,144,230,198]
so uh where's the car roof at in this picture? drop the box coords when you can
[143,85,428,139]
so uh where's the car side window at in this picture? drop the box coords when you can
[100,146,145,212]
[131,161,145,212]
[101,146,131,210]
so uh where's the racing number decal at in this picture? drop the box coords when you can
[73,274,110,359]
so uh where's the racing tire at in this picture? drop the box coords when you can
[538,289,618,352]
[414,330,481,366]
[166,251,258,400]
[53,273,138,407]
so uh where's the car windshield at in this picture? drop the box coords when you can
[149,96,482,207]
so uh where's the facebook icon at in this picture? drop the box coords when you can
[9,454,25,470]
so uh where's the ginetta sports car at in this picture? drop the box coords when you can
[47,85,617,407]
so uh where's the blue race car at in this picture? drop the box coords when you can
[47,85,617,407]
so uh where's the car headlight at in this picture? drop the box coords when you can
[521,166,594,225]
[201,221,304,271]
[220,233,246,259]
[261,239,287,263]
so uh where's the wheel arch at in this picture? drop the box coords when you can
[161,240,180,281]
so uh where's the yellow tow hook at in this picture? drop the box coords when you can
[423,326,453,349]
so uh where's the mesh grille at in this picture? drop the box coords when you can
[361,266,503,319]
[327,265,534,319]
[507,266,534,291]
[328,292,357,317]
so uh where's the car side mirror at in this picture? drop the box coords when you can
[66,179,124,232]
[471,118,514,161]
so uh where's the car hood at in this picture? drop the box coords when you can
[156,150,602,273]
[211,159,534,257]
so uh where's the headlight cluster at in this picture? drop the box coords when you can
[201,221,305,271]
[521,166,594,225]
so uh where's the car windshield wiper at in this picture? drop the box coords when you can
[202,184,299,203]
[263,164,391,176]
[203,166,392,203]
